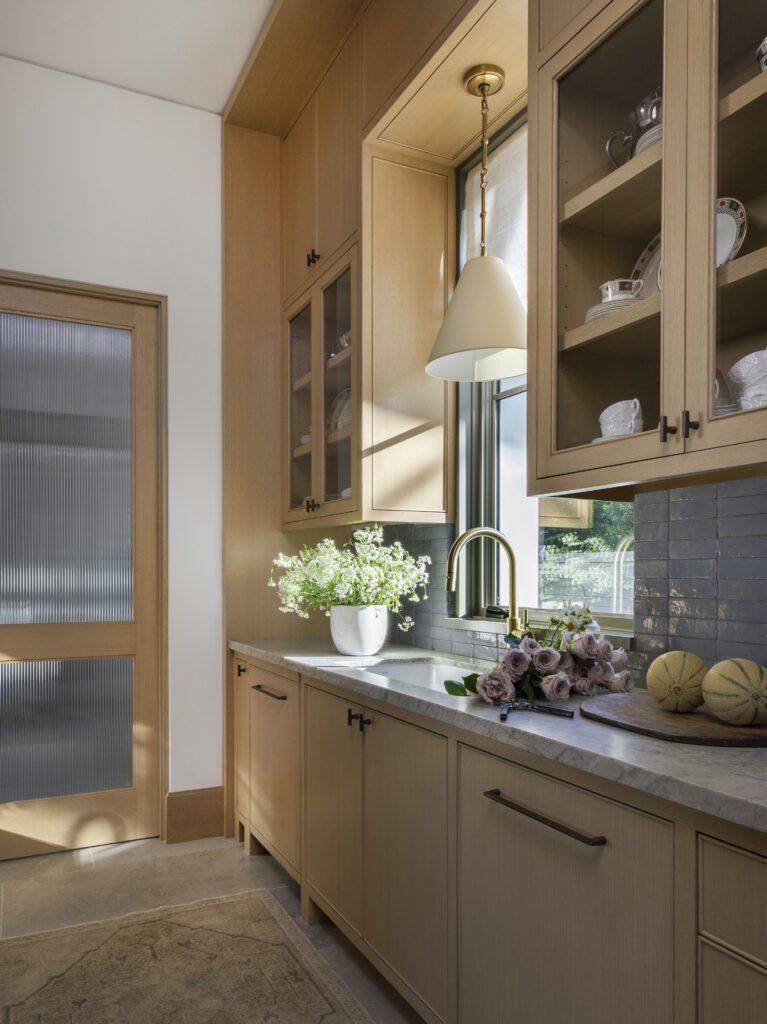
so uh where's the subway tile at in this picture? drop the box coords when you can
[669,616,717,640]
[717,599,767,622]
[668,558,717,579]
[635,615,668,634]
[634,490,669,506]
[718,558,767,579]
[635,578,670,598]
[668,598,717,618]
[450,640,475,657]
[634,503,669,524]
[634,558,669,579]
[715,639,767,663]
[668,636,717,661]
[669,499,718,520]
[635,520,669,542]
[669,578,717,599]
[633,635,669,654]
[718,514,767,538]
[718,578,767,600]
[718,494,767,517]
[716,619,767,645]
[669,483,718,501]
[718,476,767,498]
[668,516,717,540]
[431,639,453,655]
[634,597,669,617]
[719,535,767,558]
[668,538,718,560]
[634,540,669,560]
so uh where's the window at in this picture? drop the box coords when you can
[457,117,634,627]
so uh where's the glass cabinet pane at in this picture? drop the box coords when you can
[555,0,664,450]
[712,0,767,421]
[288,302,313,511]
[322,266,353,505]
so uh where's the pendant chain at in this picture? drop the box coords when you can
[479,83,490,257]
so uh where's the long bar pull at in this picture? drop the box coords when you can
[252,684,287,701]
[483,788,607,847]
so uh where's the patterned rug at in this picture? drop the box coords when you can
[0,889,374,1023]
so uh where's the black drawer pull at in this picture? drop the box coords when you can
[236,664,246,676]
[347,708,361,727]
[483,789,607,847]
[252,684,287,701]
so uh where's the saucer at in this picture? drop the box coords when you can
[584,297,641,322]
[635,123,663,156]
[591,431,642,443]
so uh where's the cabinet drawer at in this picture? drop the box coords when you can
[699,938,767,1024]
[699,836,767,968]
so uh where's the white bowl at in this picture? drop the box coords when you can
[727,349,767,392]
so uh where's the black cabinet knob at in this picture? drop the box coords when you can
[658,415,678,442]
[305,498,321,512]
[682,410,700,438]
[347,708,361,727]
[236,663,246,676]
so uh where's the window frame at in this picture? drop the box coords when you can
[454,114,634,635]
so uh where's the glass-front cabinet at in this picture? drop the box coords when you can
[685,0,767,455]
[532,0,767,492]
[284,246,357,525]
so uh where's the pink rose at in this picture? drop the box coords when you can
[571,675,600,696]
[588,660,615,686]
[476,667,514,704]
[608,670,634,692]
[519,636,541,656]
[558,650,575,677]
[610,648,629,671]
[595,635,613,661]
[570,633,598,660]
[540,672,571,701]
[532,646,561,674]
[503,647,531,681]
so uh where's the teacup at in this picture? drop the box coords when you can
[601,419,644,437]
[757,37,767,73]
[726,348,767,393]
[599,278,642,303]
[600,397,642,425]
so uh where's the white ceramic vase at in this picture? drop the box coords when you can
[329,605,388,656]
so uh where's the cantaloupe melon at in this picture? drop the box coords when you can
[646,650,707,712]
[702,659,767,726]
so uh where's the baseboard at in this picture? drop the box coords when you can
[165,786,224,843]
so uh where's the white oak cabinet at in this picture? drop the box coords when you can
[458,743,674,1024]
[233,657,250,836]
[303,682,450,1021]
[529,0,767,495]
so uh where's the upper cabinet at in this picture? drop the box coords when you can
[529,0,767,495]
[282,27,362,302]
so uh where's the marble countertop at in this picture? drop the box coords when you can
[230,637,767,836]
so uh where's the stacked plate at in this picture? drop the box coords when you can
[584,296,640,323]
[635,123,663,157]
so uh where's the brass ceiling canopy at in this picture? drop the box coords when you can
[463,64,505,97]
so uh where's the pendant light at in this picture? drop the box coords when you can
[426,65,527,382]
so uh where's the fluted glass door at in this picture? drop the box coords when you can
[0,278,162,860]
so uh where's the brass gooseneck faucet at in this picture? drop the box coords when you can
[445,527,524,636]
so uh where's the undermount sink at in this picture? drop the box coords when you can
[361,658,482,692]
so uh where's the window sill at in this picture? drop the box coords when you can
[445,615,634,647]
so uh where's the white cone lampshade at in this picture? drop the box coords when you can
[426,254,527,382]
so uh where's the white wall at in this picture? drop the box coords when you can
[0,57,223,792]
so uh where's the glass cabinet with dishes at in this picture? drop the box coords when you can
[530,0,767,493]
[283,246,358,524]
[684,0,767,456]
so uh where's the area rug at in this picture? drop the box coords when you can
[0,889,374,1023]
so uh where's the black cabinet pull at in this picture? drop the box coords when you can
[305,498,321,513]
[347,708,361,727]
[682,409,700,438]
[483,788,607,847]
[252,684,287,701]
[236,664,246,677]
[306,251,312,268]
[359,715,372,733]
[309,248,321,265]
[658,415,678,442]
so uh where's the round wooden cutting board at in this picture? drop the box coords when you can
[579,690,767,746]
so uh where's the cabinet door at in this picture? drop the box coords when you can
[458,744,674,1024]
[284,294,317,522]
[234,659,249,825]
[316,26,361,264]
[363,712,449,1020]
[533,0,687,482]
[684,0,767,461]
[249,668,300,871]
[699,939,767,1024]
[282,96,316,301]
[304,685,364,932]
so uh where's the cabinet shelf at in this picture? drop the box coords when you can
[560,143,663,241]
[718,244,767,343]
[326,427,352,446]
[292,370,312,392]
[559,293,661,359]
[326,347,351,371]
[718,72,767,197]
[292,442,312,458]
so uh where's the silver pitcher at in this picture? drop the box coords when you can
[606,87,663,168]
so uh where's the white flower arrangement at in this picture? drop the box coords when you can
[268,525,430,631]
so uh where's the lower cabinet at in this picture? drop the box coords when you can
[457,743,674,1024]
[248,665,300,874]
[698,940,767,1023]
[304,683,449,1020]
[233,658,250,829]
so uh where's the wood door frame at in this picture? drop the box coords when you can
[0,268,169,841]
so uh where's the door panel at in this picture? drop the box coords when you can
[0,280,162,860]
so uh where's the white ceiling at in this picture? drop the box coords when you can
[0,0,273,112]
